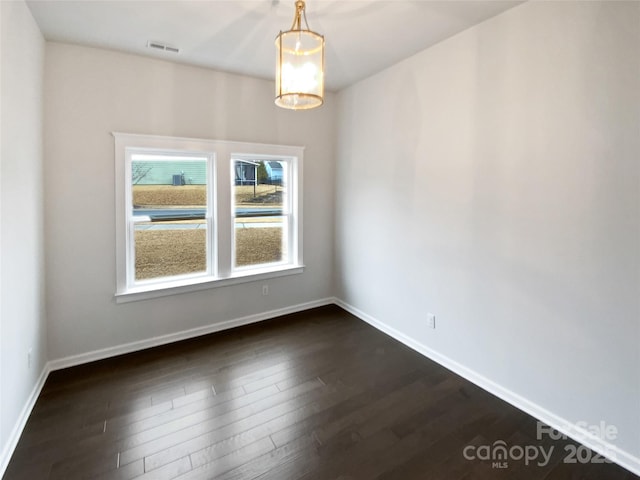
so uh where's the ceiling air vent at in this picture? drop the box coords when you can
[146,41,180,54]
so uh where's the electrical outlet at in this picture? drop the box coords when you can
[427,313,436,329]
[27,348,33,369]
[262,284,269,296]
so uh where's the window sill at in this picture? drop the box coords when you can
[115,265,305,304]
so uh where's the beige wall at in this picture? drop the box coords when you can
[0,0,46,469]
[43,43,336,360]
[336,0,640,465]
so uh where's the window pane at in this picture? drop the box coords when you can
[234,217,284,267]
[233,159,287,268]
[131,155,208,281]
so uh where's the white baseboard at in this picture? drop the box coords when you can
[0,297,333,478]
[48,297,335,372]
[333,298,640,478]
[4,297,638,479]
[0,364,50,478]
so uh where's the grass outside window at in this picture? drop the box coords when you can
[133,185,285,279]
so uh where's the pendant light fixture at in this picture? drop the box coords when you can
[275,1,324,110]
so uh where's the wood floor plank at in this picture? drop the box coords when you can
[312,378,429,446]
[218,434,319,480]
[302,428,401,480]
[137,456,192,480]
[3,305,637,480]
[143,380,361,473]
[116,378,325,467]
[174,437,275,480]
[91,460,145,480]
[114,384,281,447]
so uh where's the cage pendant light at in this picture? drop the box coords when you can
[275,1,324,110]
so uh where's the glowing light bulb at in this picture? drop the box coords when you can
[282,62,318,93]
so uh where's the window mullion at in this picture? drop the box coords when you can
[207,154,216,278]
[216,147,233,279]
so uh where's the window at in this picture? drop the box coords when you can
[114,134,303,302]
[233,157,292,270]
[131,153,211,282]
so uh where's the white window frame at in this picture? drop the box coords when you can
[231,154,297,274]
[113,133,304,303]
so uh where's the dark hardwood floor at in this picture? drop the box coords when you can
[3,305,637,480]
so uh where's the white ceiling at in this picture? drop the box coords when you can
[26,0,523,91]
